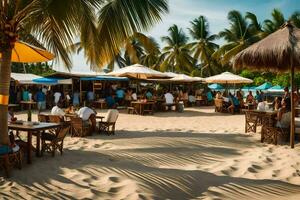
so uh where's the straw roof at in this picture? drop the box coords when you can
[170,74,203,82]
[205,72,253,84]
[234,22,300,71]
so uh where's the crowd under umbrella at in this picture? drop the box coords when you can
[233,22,300,148]
[205,72,253,94]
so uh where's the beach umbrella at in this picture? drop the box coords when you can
[267,85,284,92]
[170,74,204,82]
[164,72,178,78]
[208,83,224,90]
[234,22,300,148]
[1,41,55,63]
[205,72,253,84]
[108,64,167,79]
[256,82,272,90]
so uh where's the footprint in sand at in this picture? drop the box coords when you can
[247,167,258,173]
[93,144,101,148]
[252,164,263,170]
[109,176,120,183]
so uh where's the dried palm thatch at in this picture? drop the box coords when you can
[234,22,300,72]
[233,22,300,148]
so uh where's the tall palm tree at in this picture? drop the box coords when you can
[106,32,160,71]
[216,10,261,65]
[0,0,168,145]
[188,16,219,76]
[263,9,286,34]
[159,24,195,73]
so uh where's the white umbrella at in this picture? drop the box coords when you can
[171,74,204,82]
[205,72,253,84]
[164,72,178,78]
[108,64,167,79]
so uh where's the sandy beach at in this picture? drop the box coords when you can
[1,107,300,199]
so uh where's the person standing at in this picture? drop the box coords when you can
[73,90,80,107]
[36,88,46,112]
[54,91,62,105]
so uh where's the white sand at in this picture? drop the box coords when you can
[1,107,300,199]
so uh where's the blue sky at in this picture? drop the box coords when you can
[53,0,300,73]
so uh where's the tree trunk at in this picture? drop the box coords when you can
[0,49,12,145]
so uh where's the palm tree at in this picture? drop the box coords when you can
[216,10,261,65]
[159,24,195,73]
[0,0,168,145]
[188,16,219,76]
[263,9,286,34]
[106,32,161,71]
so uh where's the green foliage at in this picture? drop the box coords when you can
[11,62,55,76]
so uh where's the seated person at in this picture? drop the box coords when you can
[257,101,266,111]
[215,91,223,99]
[131,90,137,101]
[51,103,65,116]
[228,93,240,114]
[206,91,213,102]
[164,90,174,104]
[276,98,291,129]
[255,91,263,103]
[145,89,153,100]
[236,91,244,107]
[115,87,125,104]
[188,93,196,104]
[77,105,97,121]
[106,93,117,109]
[246,91,255,104]
[125,89,133,101]
[182,90,188,101]
[273,96,282,111]
[65,104,75,114]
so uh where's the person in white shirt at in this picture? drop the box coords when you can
[164,91,174,104]
[51,104,65,116]
[42,86,48,95]
[131,92,137,101]
[77,106,96,121]
[54,91,62,105]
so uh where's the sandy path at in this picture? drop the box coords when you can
[1,107,300,199]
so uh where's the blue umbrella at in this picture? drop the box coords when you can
[267,85,284,92]
[256,82,272,90]
[208,83,224,90]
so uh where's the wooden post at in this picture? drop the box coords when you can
[80,79,82,105]
[290,59,295,148]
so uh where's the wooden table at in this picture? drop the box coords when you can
[131,101,155,115]
[20,101,36,111]
[8,122,60,164]
[244,103,255,110]
[93,100,106,109]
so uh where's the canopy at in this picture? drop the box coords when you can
[242,86,256,91]
[3,41,55,63]
[256,82,272,90]
[164,72,178,78]
[267,85,284,92]
[205,72,253,84]
[80,76,129,81]
[208,83,224,90]
[11,73,42,84]
[108,64,167,79]
[33,77,72,85]
[170,74,204,82]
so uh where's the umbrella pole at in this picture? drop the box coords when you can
[290,60,295,148]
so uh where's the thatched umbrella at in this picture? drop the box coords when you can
[234,22,300,148]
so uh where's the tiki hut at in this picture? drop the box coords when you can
[233,22,300,148]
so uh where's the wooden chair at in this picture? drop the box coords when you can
[38,114,49,122]
[261,115,289,145]
[49,115,64,123]
[245,111,259,133]
[98,109,119,135]
[0,147,22,177]
[41,126,70,157]
[70,117,90,137]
